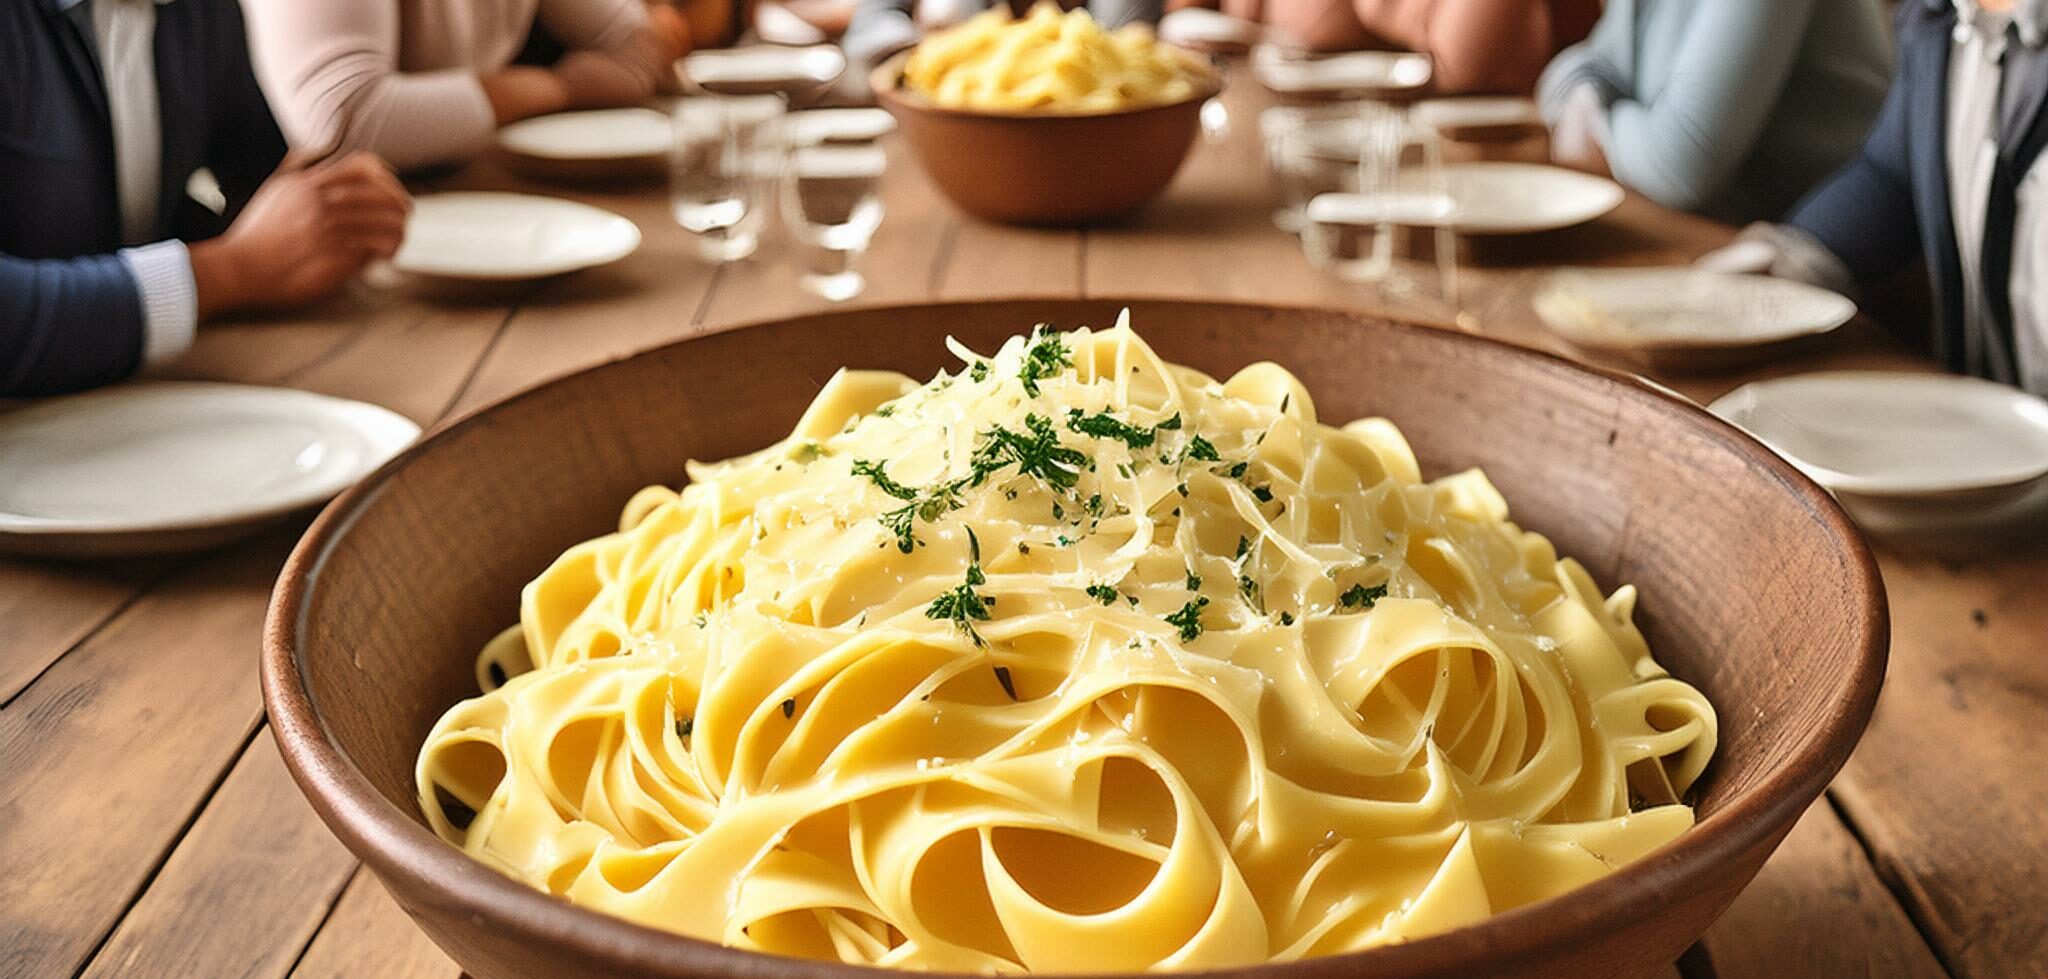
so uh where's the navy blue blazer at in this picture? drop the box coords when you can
[1,0,286,397]
[1786,0,2048,377]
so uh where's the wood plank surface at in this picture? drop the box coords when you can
[10,61,2030,979]
[78,740,356,979]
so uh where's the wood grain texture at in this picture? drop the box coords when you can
[1695,804,1949,979]
[0,557,167,703]
[1831,550,2048,978]
[290,872,461,979]
[0,533,287,978]
[78,739,355,979]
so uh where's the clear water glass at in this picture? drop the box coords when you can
[780,143,886,301]
[1262,103,1367,232]
[670,94,787,263]
[1300,104,1457,300]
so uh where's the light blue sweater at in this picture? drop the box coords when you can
[1537,0,1894,223]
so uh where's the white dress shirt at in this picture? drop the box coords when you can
[1947,0,2048,392]
[59,0,197,368]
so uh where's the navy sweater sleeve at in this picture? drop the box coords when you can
[1,252,146,398]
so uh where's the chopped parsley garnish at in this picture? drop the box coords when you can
[780,698,796,718]
[675,717,694,738]
[1278,611,1295,626]
[1017,327,1073,397]
[1224,461,1249,479]
[993,665,1018,700]
[1085,583,1119,605]
[1185,570,1203,591]
[1175,482,1188,497]
[1251,485,1274,503]
[1066,409,1160,449]
[794,441,826,461]
[1164,596,1210,643]
[972,414,1087,491]
[1235,536,1252,560]
[851,459,918,500]
[877,479,970,554]
[1238,575,1259,602]
[1183,436,1222,462]
[969,361,991,382]
[1339,582,1390,610]
[875,404,896,418]
[925,529,993,646]
[1157,413,1182,430]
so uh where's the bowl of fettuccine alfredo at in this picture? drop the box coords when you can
[264,300,1886,979]
[871,4,1220,225]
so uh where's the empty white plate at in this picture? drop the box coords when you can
[1410,97,1542,138]
[497,108,670,162]
[1535,268,1857,372]
[1434,163,1624,234]
[393,192,641,281]
[1708,372,2048,502]
[680,45,845,93]
[1159,8,1262,50]
[779,108,896,146]
[1251,48,1432,95]
[0,383,419,557]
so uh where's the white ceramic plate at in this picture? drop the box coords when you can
[1252,49,1432,95]
[1434,163,1623,234]
[680,45,845,91]
[1534,268,1857,370]
[779,108,896,146]
[1708,372,2048,500]
[393,192,641,281]
[0,383,418,556]
[1410,97,1542,135]
[1159,8,1262,50]
[497,108,671,162]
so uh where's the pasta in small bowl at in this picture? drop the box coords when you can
[872,4,1221,225]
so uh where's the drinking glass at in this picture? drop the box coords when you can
[1262,103,1367,232]
[1300,104,1457,301]
[780,143,886,301]
[670,94,787,263]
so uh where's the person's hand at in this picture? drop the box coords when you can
[189,153,410,317]
[1548,83,1613,177]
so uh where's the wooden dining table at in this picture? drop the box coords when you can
[4,74,2042,979]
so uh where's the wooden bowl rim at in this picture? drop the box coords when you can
[262,297,1888,978]
[870,49,1223,122]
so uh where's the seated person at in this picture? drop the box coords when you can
[1193,0,1600,96]
[1537,0,1892,224]
[842,0,1162,82]
[242,0,693,172]
[3,0,409,399]
[1702,0,2048,394]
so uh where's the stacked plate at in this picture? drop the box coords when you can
[1710,372,2048,536]
[1535,268,1857,372]
[0,384,418,557]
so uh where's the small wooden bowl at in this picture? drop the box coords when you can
[870,54,1222,226]
[264,299,1887,979]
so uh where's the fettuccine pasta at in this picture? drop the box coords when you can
[417,315,1717,971]
[903,4,1201,113]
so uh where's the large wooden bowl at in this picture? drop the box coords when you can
[871,54,1221,226]
[264,299,1887,979]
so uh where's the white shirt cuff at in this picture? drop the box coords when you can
[118,239,198,369]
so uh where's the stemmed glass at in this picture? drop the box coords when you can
[670,94,787,263]
[1300,104,1457,303]
[779,143,886,301]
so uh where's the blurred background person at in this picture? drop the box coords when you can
[3,0,410,399]
[1186,0,1598,95]
[841,0,1162,91]
[1537,0,1892,224]
[243,0,693,173]
[1701,0,2048,394]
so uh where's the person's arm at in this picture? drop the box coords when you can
[242,0,508,171]
[1588,0,1825,214]
[1348,0,1569,94]
[1779,43,1921,287]
[1535,3,1625,126]
[0,249,178,398]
